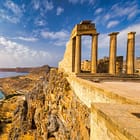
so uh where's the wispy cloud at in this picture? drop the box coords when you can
[32,0,40,10]
[68,0,95,4]
[4,0,22,15]
[34,18,47,26]
[32,0,53,11]
[44,0,54,11]
[97,23,140,57]
[56,7,64,16]
[15,36,38,42]
[0,36,56,67]
[107,20,119,28]
[0,0,23,24]
[41,30,69,40]
[94,8,103,15]
[93,0,140,28]
[111,1,139,20]
[41,30,69,47]
[68,0,79,4]
[0,9,20,23]
[104,1,139,21]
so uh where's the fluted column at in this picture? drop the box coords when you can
[126,32,136,74]
[91,33,99,73]
[75,35,81,73]
[108,32,119,74]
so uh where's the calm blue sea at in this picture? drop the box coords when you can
[0,90,5,99]
[0,72,28,99]
[0,72,28,78]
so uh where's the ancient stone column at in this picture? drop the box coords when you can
[72,38,76,72]
[75,35,81,73]
[91,33,99,74]
[108,32,119,74]
[126,32,136,74]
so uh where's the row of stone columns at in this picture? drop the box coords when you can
[73,32,136,75]
[74,34,99,74]
[109,32,136,75]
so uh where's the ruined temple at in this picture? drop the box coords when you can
[1,21,140,140]
[59,20,136,76]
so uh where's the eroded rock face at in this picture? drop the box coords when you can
[7,69,90,140]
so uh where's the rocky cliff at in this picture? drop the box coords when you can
[0,68,90,140]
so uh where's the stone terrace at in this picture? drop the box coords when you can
[59,21,140,140]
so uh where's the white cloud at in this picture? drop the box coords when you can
[31,0,54,16]
[107,20,119,28]
[68,0,95,4]
[32,0,53,12]
[4,0,22,15]
[41,30,69,40]
[34,18,46,26]
[95,8,103,15]
[0,10,20,23]
[56,7,64,16]
[111,2,139,20]
[44,0,54,11]
[0,0,23,24]
[16,37,38,42]
[0,36,56,67]
[104,14,111,21]
[32,0,40,10]
[69,0,79,4]
[96,23,140,58]
[103,1,139,22]
[41,30,69,47]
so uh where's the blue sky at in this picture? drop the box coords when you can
[0,0,140,67]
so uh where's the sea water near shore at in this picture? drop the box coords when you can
[0,90,5,99]
[0,72,28,78]
[0,72,28,99]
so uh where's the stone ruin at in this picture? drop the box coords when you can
[81,56,123,74]
[59,20,136,75]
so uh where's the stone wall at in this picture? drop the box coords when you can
[91,104,129,140]
[67,76,139,108]
[81,56,123,74]
[90,103,140,140]
[59,40,73,74]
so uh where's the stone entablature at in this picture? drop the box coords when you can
[71,20,96,38]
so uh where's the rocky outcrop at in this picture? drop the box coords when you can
[7,68,90,140]
[0,65,50,140]
[0,65,50,96]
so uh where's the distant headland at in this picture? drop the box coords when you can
[0,65,50,73]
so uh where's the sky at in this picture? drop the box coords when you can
[0,0,140,67]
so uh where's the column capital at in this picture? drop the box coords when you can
[92,33,100,36]
[108,32,119,36]
[128,32,136,35]
[128,32,136,39]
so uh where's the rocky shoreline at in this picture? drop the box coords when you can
[0,66,90,140]
[0,65,50,139]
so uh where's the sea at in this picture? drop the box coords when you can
[0,72,28,78]
[0,72,28,99]
[0,90,5,99]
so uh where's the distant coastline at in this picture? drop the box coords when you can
[0,67,40,73]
